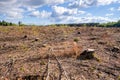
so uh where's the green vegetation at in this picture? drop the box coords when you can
[50,20,120,27]
[74,38,79,42]
[0,20,25,26]
[0,20,17,26]
[118,75,120,80]
[99,20,120,27]
[0,20,120,27]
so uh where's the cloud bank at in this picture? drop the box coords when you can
[0,0,120,24]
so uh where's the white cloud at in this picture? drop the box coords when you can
[52,6,85,17]
[109,7,115,11]
[50,13,117,24]
[29,10,52,18]
[52,6,69,16]
[108,7,120,12]
[97,0,118,6]
[0,0,119,24]
[78,11,86,14]
[0,0,17,4]
[22,0,65,8]
[0,0,24,19]
[47,0,64,4]
[40,11,52,18]
[68,0,119,8]
[86,13,92,16]
[105,13,113,16]
[0,0,65,19]
[118,7,120,11]
[29,11,40,17]
[68,0,97,8]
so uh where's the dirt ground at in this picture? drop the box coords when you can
[0,26,120,80]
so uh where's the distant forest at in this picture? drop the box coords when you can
[0,20,120,27]
[0,20,24,26]
[54,20,120,27]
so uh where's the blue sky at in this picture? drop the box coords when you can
[0,0,120,25]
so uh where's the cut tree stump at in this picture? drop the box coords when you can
[34,38,39,41]
[23,35,27,39]
[76,49,96,60]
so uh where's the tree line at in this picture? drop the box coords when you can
[0,20,25,26]
[0,20,120,27]
[98,20,120,27]
[51,20,120,27]
[0,20,16,26]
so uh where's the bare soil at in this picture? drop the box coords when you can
[0,26,120,80]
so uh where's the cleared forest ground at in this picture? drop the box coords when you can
[0,26,120,80]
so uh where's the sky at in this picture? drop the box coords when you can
[0,0,120,25]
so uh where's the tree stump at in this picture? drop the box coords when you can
[76,49,95,60]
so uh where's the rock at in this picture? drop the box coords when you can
[76,49,96,60]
